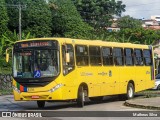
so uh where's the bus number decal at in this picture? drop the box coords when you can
[98,72,108,76]
[27,88,35,92]
[81,72,93,76]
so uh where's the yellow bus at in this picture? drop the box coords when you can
[7,38,155,108]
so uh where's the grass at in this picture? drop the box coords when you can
[0,89,12,96]
[0,67,12,74]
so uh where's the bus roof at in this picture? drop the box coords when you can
[15,37,150,49]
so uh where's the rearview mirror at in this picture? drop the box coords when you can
[6,49,9,63]
[66,53,70,63]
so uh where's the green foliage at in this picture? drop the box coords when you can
[0,0,9,36]
[0,31,34,70]
[118,28,160,44]
[117,15,142,29]
[5,0,19,32]
[72,0,126,30]
[0,34,11,68]
[23,0,52,37]
[50,0,93,39]
[88,30,115,41]
[88,27,160,45]
[2,31,35,47]
[6,0,52,37]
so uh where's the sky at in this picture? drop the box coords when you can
[120,0,160,19]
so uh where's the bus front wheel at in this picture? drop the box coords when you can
[77,86,85,107]
[127,83,134,99]
[37,101,45,108]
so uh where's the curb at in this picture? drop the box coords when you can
[124,101,160,110]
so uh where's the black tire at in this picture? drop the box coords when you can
[157,85,160,90]
[77,86,84,107]
[37,101,45,108]
[126,83,134,100]
[90,96,103,102]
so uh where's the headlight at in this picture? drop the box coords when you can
[13,86,20,93]
[49,84,63,93]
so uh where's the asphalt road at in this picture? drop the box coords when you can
[0,95,159,120]
[0,95,145,111]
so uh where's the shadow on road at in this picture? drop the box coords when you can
[17,95,143,110]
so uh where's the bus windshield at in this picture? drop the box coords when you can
[13,49,59,78]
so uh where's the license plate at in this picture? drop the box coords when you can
[31,95,39,99]
[28,88,35,92]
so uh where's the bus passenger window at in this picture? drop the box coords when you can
[89,46,101,66]
[62,44,75,75]
[124,48,134,66]
[134,49,143,66]
[102,47,113,66]
[76,45,89,66]
[143,50,152,66]
[113,48,124,66]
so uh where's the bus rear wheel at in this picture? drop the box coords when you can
[77,86,85,107]
[126,83,134,99]
[37,101,45,108]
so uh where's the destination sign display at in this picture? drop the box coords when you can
[20,42,49,48]
[14,40,58,50]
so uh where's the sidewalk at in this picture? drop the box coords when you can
[124,97,160,110]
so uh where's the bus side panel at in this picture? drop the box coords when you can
[77,66,96,97]
[135,66,146,92]
[118,66,135,94]
[92,67,102,97]
[61,66,95,100]
[144,66,154,90]
[60,71,78,100]
[60,63,102,99]
[101,66,115,96]
[61,85,78,100]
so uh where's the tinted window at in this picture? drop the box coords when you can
[124,48,134,66]
[113,48,123,66]
[76,45,89,66]
[89,46,101,66]
[102,47,113,65]
[143,50,152,66]
[134,49,143,65]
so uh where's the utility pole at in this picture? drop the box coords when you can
[19,3,22,40]
[0,3,26,40]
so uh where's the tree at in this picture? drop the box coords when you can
[6,0,52,38]
[49,0,93,39]
[72,0,126,31]
[0,0,10,68]
[24,0,52,37]
[117,15,142,29]
[5,0,20,33]
[0,0,9,36]
[117,28,160,44]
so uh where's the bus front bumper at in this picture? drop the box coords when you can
[13,84,64,101]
